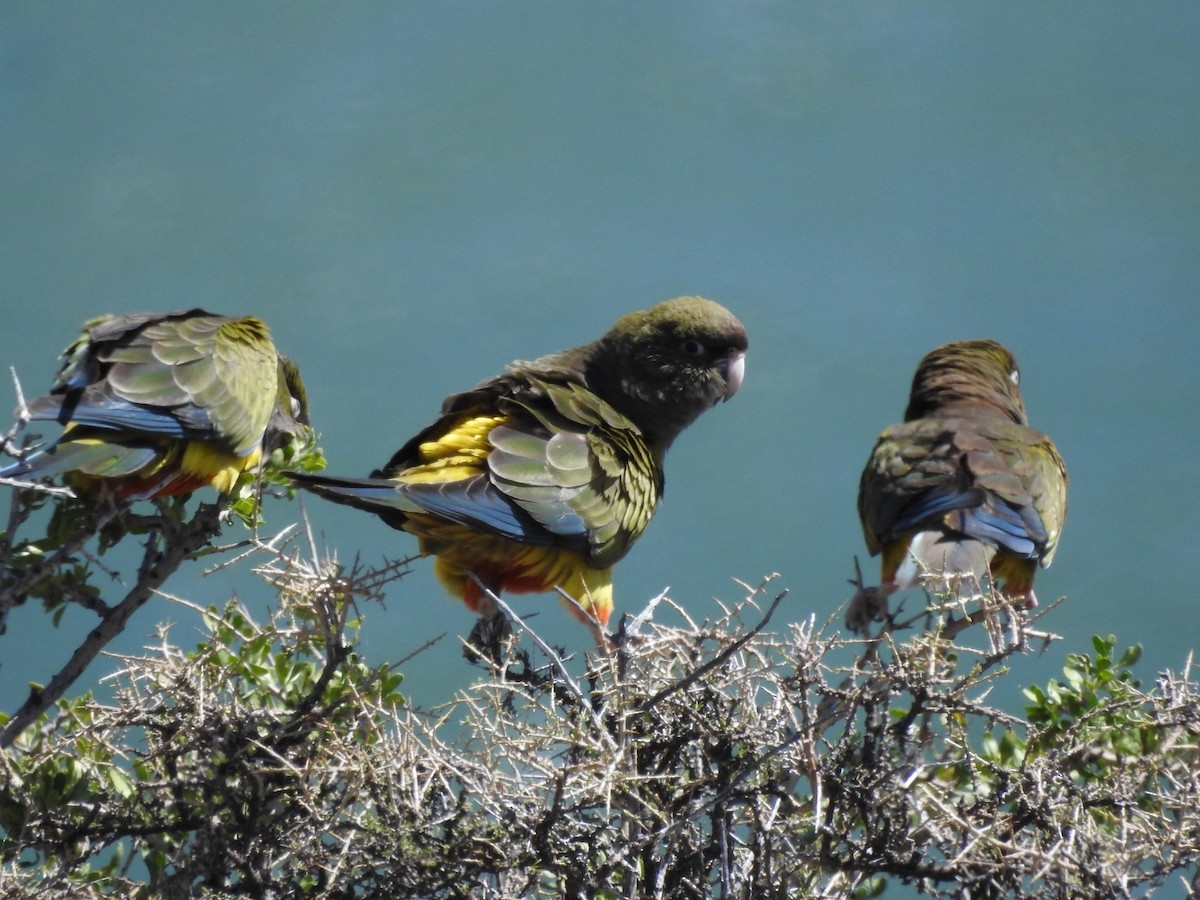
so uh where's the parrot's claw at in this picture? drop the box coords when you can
[844,557,895,632]
[845,585,892,632]
[463,612,514,668]
[606,617,644,653]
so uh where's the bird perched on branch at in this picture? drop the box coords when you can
[0,309,311,500]
[848,339,1067,631]
[291,296,747,641]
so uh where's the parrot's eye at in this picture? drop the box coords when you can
[1009,368,1020,387]
[681,339,705,357]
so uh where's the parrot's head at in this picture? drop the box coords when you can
[265,354,314,452]
[904,339,1028,425]
[591,296,747,452]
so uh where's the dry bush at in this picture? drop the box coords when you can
[1,535,1198,899]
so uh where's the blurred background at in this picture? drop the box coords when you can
[2,5,1197,744]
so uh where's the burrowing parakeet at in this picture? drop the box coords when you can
[290,296,747,640]
[0,309,311,499]
[848,339,1067,631]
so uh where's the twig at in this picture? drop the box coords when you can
[488,591,619,753]
[0,499,123,626]
[614,587,669,646]
[0,503,221,748]
[395,632,447,668]
[0,477,76,497]
[638,587,788,712]
[9,366,29,422]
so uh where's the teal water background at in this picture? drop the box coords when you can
[2,3,1198,859]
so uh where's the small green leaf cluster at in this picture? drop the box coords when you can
[227,435,325,528]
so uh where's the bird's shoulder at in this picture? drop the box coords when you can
[861,413,1065,537]
[871,412,1053,468]
[386,346,645,472]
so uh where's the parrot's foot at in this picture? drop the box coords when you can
[845,585,893,632]
[845,557,896,632]
[463,612,514,668]
[606,618,645,654]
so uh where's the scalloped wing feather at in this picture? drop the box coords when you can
[45,312,280,458]
[860,415,1064,564]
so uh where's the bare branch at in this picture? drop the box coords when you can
[0,503,221,748]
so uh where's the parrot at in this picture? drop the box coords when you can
[0,309,312,500]
[847,338,1067,631]
[290,296,747,639]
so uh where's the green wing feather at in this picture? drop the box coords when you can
[89,312,279,457]
[487,379,663,567]
[859,415,1067,564]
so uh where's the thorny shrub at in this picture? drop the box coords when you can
[1,536,1198,899]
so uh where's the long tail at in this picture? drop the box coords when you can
[287,470,552,546]
[0,440,159,483]
[287,471,420,515]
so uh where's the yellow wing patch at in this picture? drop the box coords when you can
[404,415,506,485]
[180,441,262,495]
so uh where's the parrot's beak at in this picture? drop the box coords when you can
[719,351,746,401]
